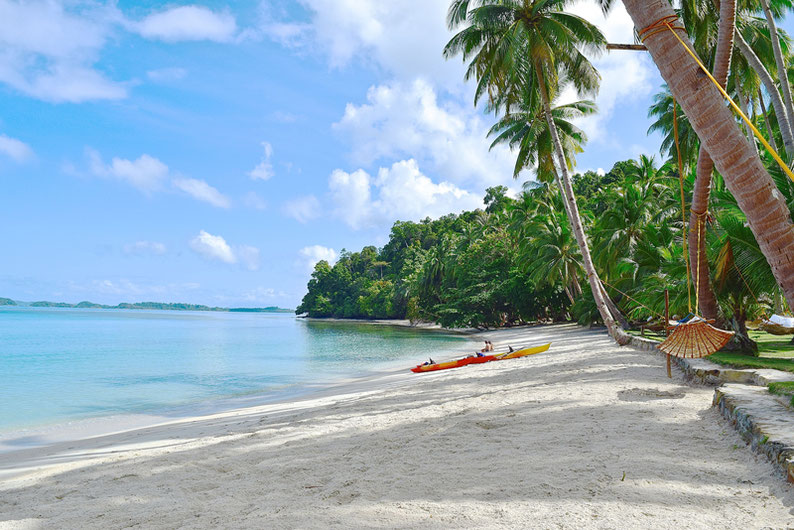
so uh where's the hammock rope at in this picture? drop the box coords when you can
[672,101,693,313]
[639,15,794,184]
[600,279,666,321]
[640,15,736,358]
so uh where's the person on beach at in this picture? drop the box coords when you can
[480,341,493,353]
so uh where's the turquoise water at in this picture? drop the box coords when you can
[0,307,470,432]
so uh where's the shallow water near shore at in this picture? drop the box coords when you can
[0,307,471,438]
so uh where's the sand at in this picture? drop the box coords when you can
[1,323,793,529]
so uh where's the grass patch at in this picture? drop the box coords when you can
[767,381,794,408]
[746,330,794,357]
[708,352,794,373]
[768,381,794,396]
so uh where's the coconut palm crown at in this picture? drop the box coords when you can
[443,0,605,112]
[488,96,596,181]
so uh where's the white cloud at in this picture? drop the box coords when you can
[268,0,654,188]
[236,245,261,271]
[86,150,233,206]
[173,177,231,208]
[0,0,126,102]
[329,159,481,230]
[146,67,187,82]
[327,169,372,229]
[242,286,287,302]
[262,0,463,90]
[123,241,167,256]
[133,6,237,42]
[65,278,203,301]
[334,80,516,188]
[262,2,521,196]
[0,134,33,162]
[299,245,338,271]
[91,279,145,296]
[249,141,275,180]
[190,230,237,264]
[243,191,267,210]
[189,230,260,270]
[88,150,169,193]
[0,2,239,103]
[283,195,321,223]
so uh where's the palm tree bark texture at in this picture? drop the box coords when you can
[688,0,735,323]
[535,64,630,344]
[621,0,794,313]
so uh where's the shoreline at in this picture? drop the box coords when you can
[300,316,475,333]
[0,324,481,461]
[3,323,793,528]
[0,361,425,481]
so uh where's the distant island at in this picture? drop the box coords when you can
[3,298,292,313]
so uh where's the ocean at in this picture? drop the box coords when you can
[0,307,471,435]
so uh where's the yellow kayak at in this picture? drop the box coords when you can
[495,342,550,360]
[410,342,550,373]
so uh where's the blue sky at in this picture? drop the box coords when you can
[0,1,782,308]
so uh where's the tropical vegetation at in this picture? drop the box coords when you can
[298,0,794,354]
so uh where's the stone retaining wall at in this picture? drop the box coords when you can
[714,386,794,483]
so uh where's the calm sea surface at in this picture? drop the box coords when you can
[0,307,470,433]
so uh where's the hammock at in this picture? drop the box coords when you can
[659,316,734,358]
[759,315,794,335]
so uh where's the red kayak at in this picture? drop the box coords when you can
[410,343,551,373]
[411,354,496,373]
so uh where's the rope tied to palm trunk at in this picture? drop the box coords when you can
[639,14,794,185]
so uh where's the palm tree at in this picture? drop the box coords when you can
[523,207,584,305]
[647,86,699,167]
[758,0,794,146]
[615,0,794,317]
[445,0,630,344]
[593,157,671,278]
[734,14,794,154]
[488,96,596,183]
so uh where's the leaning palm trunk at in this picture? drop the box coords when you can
[600,282,630,329]
[688,0,736,323]
[623,0,794,314]
[551,169,627,329]
[535,66,630,344]
[689,150,721,320]
[759,0,794,146]
[759,88,780,154]
[734,31,794,155]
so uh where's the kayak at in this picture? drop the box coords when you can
[410,342,551,373]
[494,342,551,360]
[410,354,496,373]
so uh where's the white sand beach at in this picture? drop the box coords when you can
[1,323,793,528]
